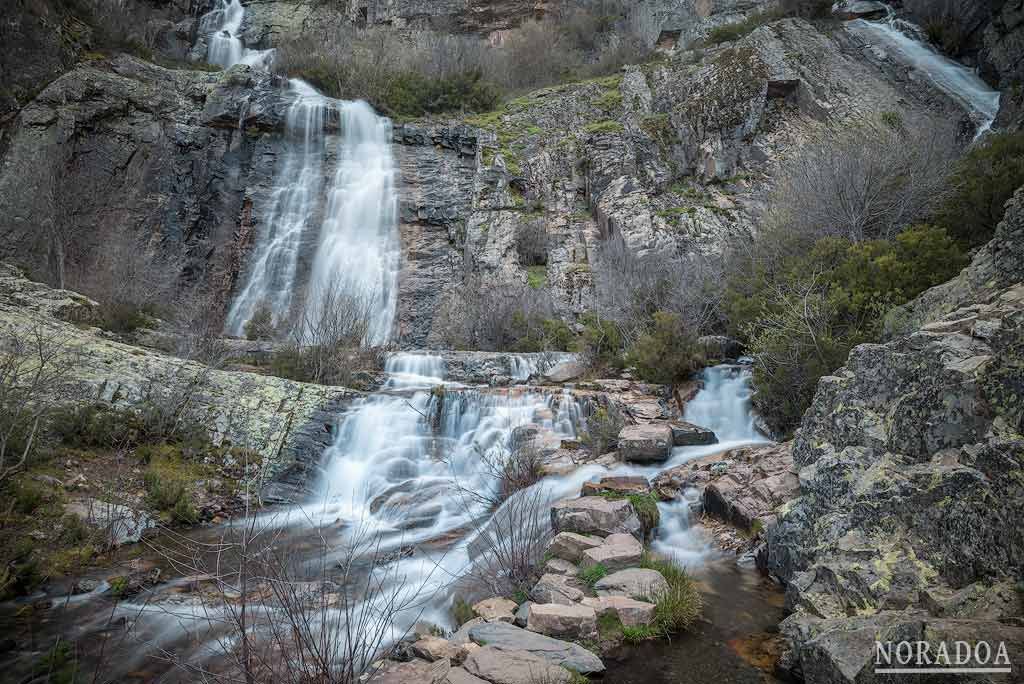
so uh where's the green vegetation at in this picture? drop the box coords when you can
[599,491,660,536]
[97,302,158,334]
[527,265,548,289]
[30,642,78,684]
[452,597,475,626]
[933,131,1024,248]
[579,313,624,372]
[621,625,657,644]
[597,611,624,641]
[625,311,705,385]
[725,225,969,435]
[144,456,199,525]
[704,0,831,44]
[639,554,703,636]
[578,563,608,587]
[583,120,624,135]
[580,405,625,456]
[594,89,623,110]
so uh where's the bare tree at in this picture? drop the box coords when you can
[771,120,961,242]
[166,287,234,368]
[0,320,74,484]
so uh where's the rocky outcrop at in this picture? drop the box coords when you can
[764,194,1024,680]
[0,264,357,501]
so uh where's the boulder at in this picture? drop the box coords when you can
[665,420,717,447]
[543,558,578,576]
[526,603,598,640]
[617,423,673,462]
[578,534,643,572]
[472,597,517,622]
[467,621,605,674]
[463,647,570,684]
[580,596,656,627]
[530,574,584,605]
[445,667,489,684]
[594,568,669,600]
[64,498,153,546]
[580,475,651,498]
[543,359,586,383]
[833,1,889,20]
[547,531,603,563]
[375,657,451,684]
[513,601,532,628]
[412,636,469,664]
[450,618,486,645]
[550,497,642,539]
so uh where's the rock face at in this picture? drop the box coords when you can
[618,423,673,462]
[0,266,356,501]
[765,195,1024,680]
[550,496,642,539]
[466,622,605,675]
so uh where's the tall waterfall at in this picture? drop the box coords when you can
[206,0,401,343]
[848,8,1000,137]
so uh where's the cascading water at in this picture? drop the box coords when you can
[847,6,1000,137]
[224,81,331,334]
[198,0,272,69]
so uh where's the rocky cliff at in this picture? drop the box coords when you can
[763,189,1024,683]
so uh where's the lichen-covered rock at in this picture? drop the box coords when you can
[594,568,669,600]
[580,475,651,498]
[550,497,642,539]
[579,534,643,572]
[529,574,584,606]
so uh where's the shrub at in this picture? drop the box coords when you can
[639,555,702,635]
[97,302,157,334]
[244,302,276,341]
[624,311,705,385]
[579,313,624,371]
[452,597,475,626]
[580,405,624,456]
[933,131,1024,247]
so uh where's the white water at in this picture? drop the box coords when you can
[198,0,273,69]
[848,9,1000,137]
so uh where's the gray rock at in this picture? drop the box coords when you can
[546,531,604,563]
[542,558,579,576]
[466,622,605,675]
[472,597,517,623]
[617,423,673,462]
[543,359,586,383]
[530,574,584,606]
[375,658,451,684]
[666,420,718,447]
[513,601,532,628]
[445,667,489,684]
[580,596,656,627]
[832,1,889,20]
[580,475,651,498]
[579,534,643,572]
[550,497,642,539]
[64,498,153,546]
[594,568,669,601]
[525,603,598,640]
[463,647,570,684]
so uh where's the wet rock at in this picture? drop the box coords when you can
[594,568,669,601]
[702,442,797,533]
[64,498,153,546]
[473,597,518,622]
[618,423,673,462]
[513,601,532,628]
[466,622,605,674]
[530,574,584,606]
[666,420,718,447]
[832,1,888,20]
[550,497,642,539]
[412,636,469,664]
[543,359,586,383]
[463,647,570,684]
[525,603,598,640]
[580,475,651,498]
[580,596,656,627]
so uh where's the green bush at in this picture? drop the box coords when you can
[726,225,968,435]
[11,480,47,515]
[97,302,157,334]
[639,555,702,635]
[144,465,197,524]
[244,303,276,341]
[934,132,1024,247]
[452,597,475,626]
[579,313,624,371]
[580,405,624,456]
[625,311,705,385]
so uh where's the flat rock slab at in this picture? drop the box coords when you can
[580,596,656,627]
[467,621,605,675]
[526,602,598,640]
[579,539,642,572]
[594,568,669,601]
[666,420,717,447]
[618,423,673,462]
[473,597,518,622]
[580,475,651,497]
[550,497,642,539]
[547,531,603,562]
[463,646,570,684]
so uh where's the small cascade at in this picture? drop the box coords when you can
[847,7,1000,137]
[225,81,332,334]
[198,0,272,69]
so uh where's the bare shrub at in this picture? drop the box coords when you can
[165,287,233,367]
[902,0,986,55]
[438,277,566,352]
[0,320,75,484]
[516,218,549,267]
[771,120,961,242]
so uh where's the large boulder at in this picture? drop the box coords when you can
[618,423,673,462]
[525,603,598,640]
[64,498,153,546]
[546,531,603,563]
[467,622,605,675]
[666,420,718,447]
[594,568,669,600]
[543,358,586,383]
[551,496,643,539]
[463,647,570,684]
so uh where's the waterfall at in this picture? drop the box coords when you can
[198,0,272,69]
[847,8,1000,137]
